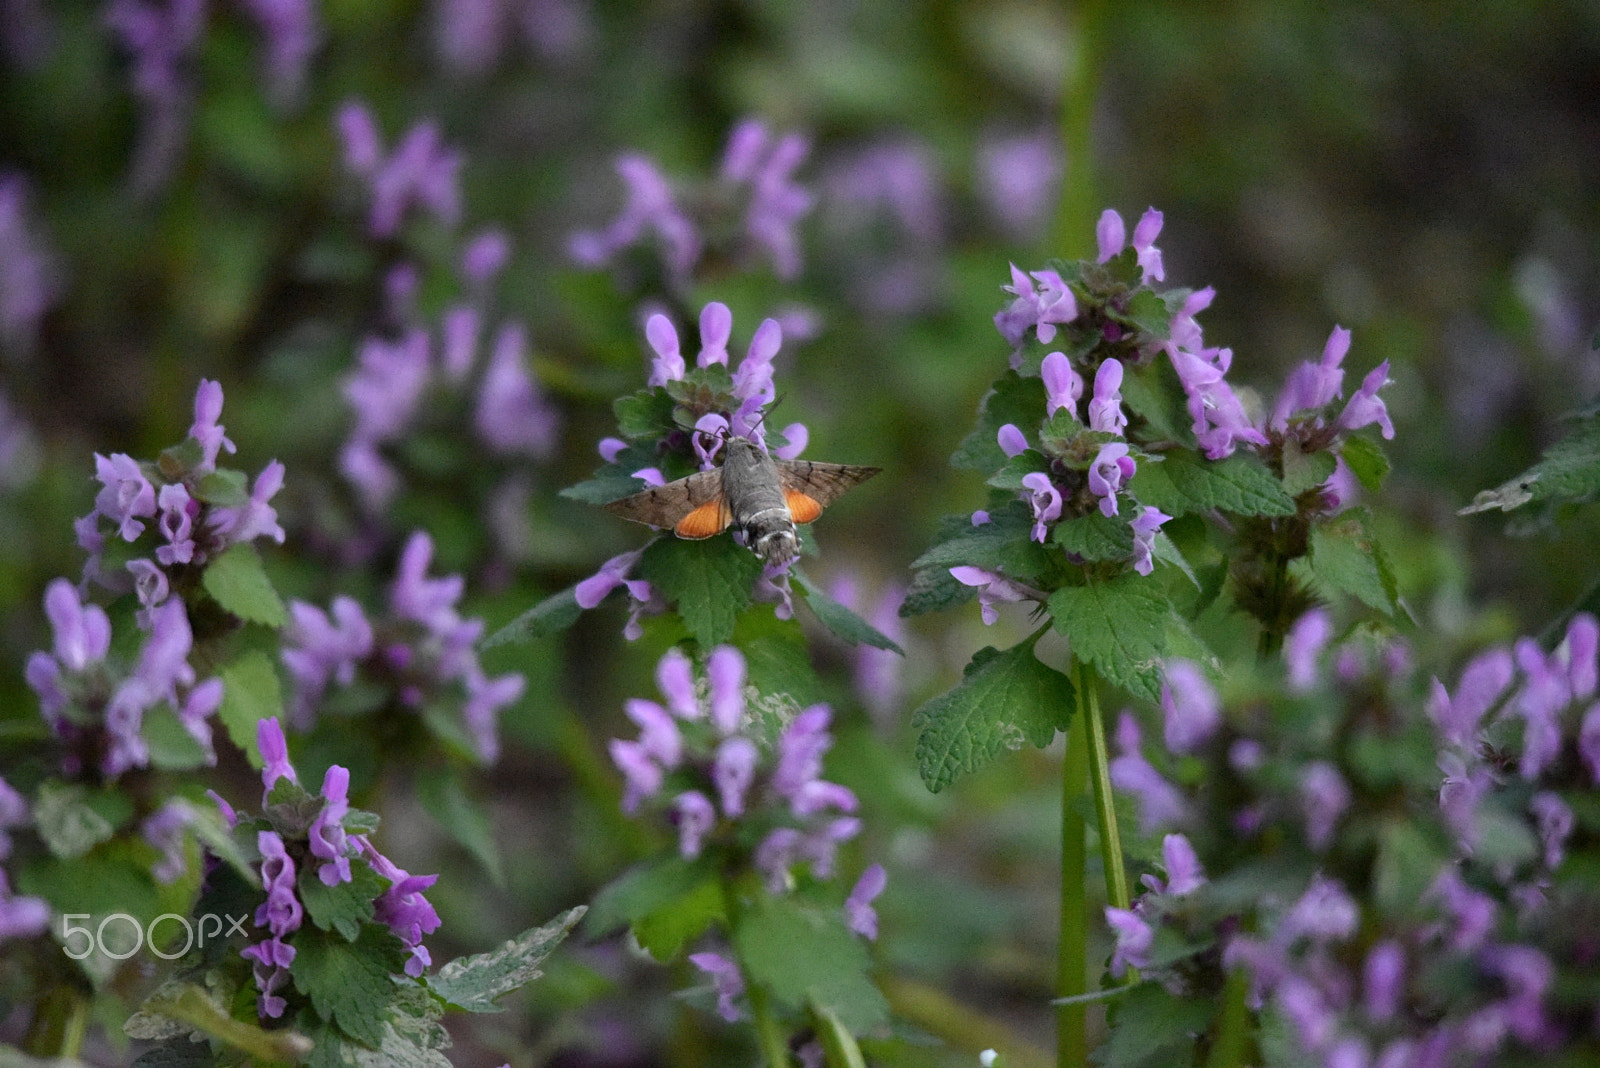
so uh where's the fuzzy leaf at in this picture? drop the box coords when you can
[427,907,585,1013]
[482,586,582,648]
[613,389,677,440]
[638,534,762,648]
[1047,578,1170,703]
[1461,407,1600,513]
[1092,981,1215,1068]
[202,542,287,628]
[586,855,719,940]
[1339,431,1392,493]
[1053,510,1134,561]
[912,643,1073,792]
[1133,450,1296,518]
[733,896,889,1035]
[291,924,406,1048]
[298,862,383,942]
[1293,507,1397,615]
[1280,441,1338,497]
[898,562,971,617]
[950,371,1048,471]
[909,504,1056,580]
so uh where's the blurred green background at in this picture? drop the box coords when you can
[2,0,1597,1063]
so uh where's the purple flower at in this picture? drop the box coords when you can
[0,777,27,861]
[712,736,758,818]
[93,452,157,541]
[0,175,60,350]
[844,863,887,940]
[643,313,686,386]
[1428,646,1514,749]
[1105,906,1153,977]
[42,578,111,673]
[1335,360,1395,440]
[772,705,833,801]
[0,878,49,943]
[1159,833,1206,895]
[995,264,1078,351]
[1428,867,1496,953]
[212,460,286,547]
[1281,873,1359,944]
[1041,351,1083,418]
[1362,940,1406,1023]
[976,129,1063,237]
[367,844,441,978]
[1166,344,1268,460]
[1561,613,1599,700]
[254,830,303,939]
[258,717,297,799]
[238,0,318,106]
[1160,660,1220,754]
[475,323,559,457]
[310,766,353,885]
[672,790,716,858]
[1581,702,1600,785]
[1529,791,1573,870]
[568,154,700,282]
[706,646,746,734]
[1270,327,1350,430]
[1299,761,1351,851]
[1513,637,1570,778]
[1021,472,1061,542]
[142,800,194,884]
[282,595,374,727]
[1110,713,1189,832]
[996,422,1028,458]
[724,119,813,281]
[1284,609,1332,694]
[461,227,510,284]
[154,483,197,565]
[1095,210,1126,262]
[336,102,461,238]
[625,697,683,769]
[188,379,237,471]
[1087,441,1136,517]
[950,566,1036,626]
[610,739,665,812]
[689,951,746,1022]
[1087,358,1127,434]
[651,647,697,719]
[1095,208,1164,282]
[576,549,651,610]
[1129,506,1170,577]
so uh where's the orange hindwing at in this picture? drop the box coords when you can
[674,498,733,539]
[784,489,824,524]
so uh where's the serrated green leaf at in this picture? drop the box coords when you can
[1115,287,1176,341]
[1133,451,1296,518]
[793,570,904,653]
[292,924,406,1048]
[638,534,762,648]
[911,642,1073,792]
[1053,510,1134,561]
[909,504,1056,580]
[559,463,655,506]
[1120,357,1189,445]
[613,389,677,440]
[217,650,284,768]
[986,451,1050,491]
[298,862,382,942]
[202,542,287,628]
[1339,432,1391,494]
[950,371,1048,471]
[632,876,723,961]
[1047,578,1170,703]
[1460,409,1600,513]
[427,906,585,1013]
[1092,981,1213,1068]
[898,562,970,617]
[733,896,889,1034]
[1293,508,1397,615]
[741,634,828,707]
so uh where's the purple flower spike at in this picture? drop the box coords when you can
[1021,472,1061,542]
[844,863,887,940]
[1160,660,1220,754]
[1087,358,1127,434]
[1110,713,1189,832]
[310,765,353,885]
[1299,761,1351,851]
[1041,351,1083,418]
[475,323,558,458]
[1095,209,1126,262]
[1335,360,1395,439]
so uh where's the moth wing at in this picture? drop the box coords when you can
[784,488,824,524]
[603,468,726,529]
[675,498,734,539]
[777,461,882,514]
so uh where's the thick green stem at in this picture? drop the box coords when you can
[1204,968,1251,1068]
[1058,706,1090,1068]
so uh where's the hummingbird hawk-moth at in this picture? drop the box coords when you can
[602,436,880,566]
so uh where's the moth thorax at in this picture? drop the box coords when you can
[742,507,800,565]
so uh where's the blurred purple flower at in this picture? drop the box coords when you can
[706,646,746,735]
[713,736,758,818]
[976,129,1063,237]
[1513,637,1570,779]
[1428,867,1497,953]
[689,951,746,1022]
[1528,791,1573,870]
[724,119,813,281]
[1362,940,1406,1023]
[1281,873,1359,945]
[282,595,374,727]
[0,175,60,350]
[336,101,461,238]
[1284,609,1332,694]
[1160,660,1220,754]
[0,777,27,861]
[1428,646,1514,750]
[258,716,298,799]
[104,0,204,192]
[1110,713,1189,832]
[1105,906,1153,977]
[672,790,715,859]
[844,863,887,940]
[238,0,319,106]
[1159,833,1206,895]
[568,154,700,283]
[0,874,49,943]
[142,800,193,884]
[1299,761,1351,851]
[474,322,559,457]
[1581,703,1600,784]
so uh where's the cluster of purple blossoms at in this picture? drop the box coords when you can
[26,578,223,779]
[0,776,49,943]
[569,118,814,287]
[577,302,811,635]
[1103,608,1600,1065]
[610,646,886,1019]
[234,718,442,1018]
[281,530,525,762]
[334,103,558,518]
[237,0,319,108]
[75,379,285,626]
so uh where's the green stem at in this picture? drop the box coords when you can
[1058,706,1090,1068]
[1204,968,1251,1068]
[1052,0,1109,258]
[1078,661,1131,914]
[721,879,790,1068]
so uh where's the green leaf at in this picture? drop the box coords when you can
[733,896,889,1034]
[613,388,677,439]
[427,906,585,1013]
[1053,510,1134,562]
[585,854,720,939]
[810,1001,869,1068]
[191,467,250,508]
[33,782,130,859]
[632,875,723,961]
[482,586,582,648]
[1292,507,1397,615]
[202,542,287,628]
[1048,577,1170,703]
[127,977,315,1063]
[299,862,383,942]
[911,642,1073,792]
[142,704,209,770]
[1092,980,1213,1068]
[909,505,1056,580]
[638,534,763,648]
[559,465,655,506]
[1120,357,1188,445]
[1132,450,1295,518]
[292,924,406,1048]
[217,649,284,768]
[793,570,904,653]
[741,634,828,708]
[1339,431,1392,493]
[1115,287,1177,341]
[1280,441,1338,497]
[898,560,971,618]
[950,371,1048,471]
[1460,407,1600,513]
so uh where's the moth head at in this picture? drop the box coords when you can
[752,528,800,566]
